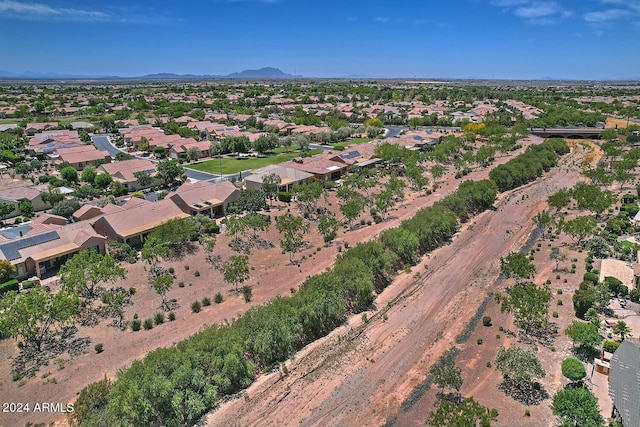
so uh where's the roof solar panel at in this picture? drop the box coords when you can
[413,136,424,141]
[340,150,361,160]
[0,231,60,261]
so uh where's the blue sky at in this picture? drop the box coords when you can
[0,0,639,79]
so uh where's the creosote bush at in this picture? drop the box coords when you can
[191,301,202,313]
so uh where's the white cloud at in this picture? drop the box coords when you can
[489,0,571,24]
[374,16,389,23]
[0,1,109,19]
[584,9,629,22]
[490,0,528,6]
[514,2,567,18]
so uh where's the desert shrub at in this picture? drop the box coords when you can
[277,192,292,203]
[202,297,211,306]
[583,272,599,283]
[130,319,141,332]
[561,357,586,382]
[242,286,252,303]
[168,312,176,322]
[154,312,164,325]
[194,271,200,277]
[94,343,104,354]
[191,301,201,313]
[477,338,483,345]
[143,319,154,330]
[483,316,492,326]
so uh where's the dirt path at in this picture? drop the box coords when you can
[205,154,584,427]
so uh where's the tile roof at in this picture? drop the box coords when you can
[609,339,640,427]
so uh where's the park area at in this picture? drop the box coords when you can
[188,147,322,175]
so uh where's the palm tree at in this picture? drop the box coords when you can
[613,321,632,341]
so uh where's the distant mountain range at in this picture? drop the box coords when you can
[0,67,297,80]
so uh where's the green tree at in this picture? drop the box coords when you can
[80,166,97,184]
[153,274,174,311]
[429,352,463,395]
[18,200,34,217]
[379,227,419,265]
[500,252,536,285]
[0,286,78,352]
[0,259,16,282]
[51,199,81,219]
[40,185,65,206]
[156,158,185,186]
[613,320,632,341]
[293,133,310,152]
[550,247,567,272]
[222,255,250,292]
[236,189,267,213]
[185,146,200,162]
[94,173,113,189]
[501,283,552,334]
[223,214,248,243]
[563,216,597,245]
[430,164,446,182]
[427,397,498,427]
[60,166,78,183]
[406,165,429,192]
[133,171,154,188]
[566,320,602,350]
[261,173,281,206]
[67,376,113,427]
[275,212,310,263]
[548,188,571,212]
[340,195,366,229]
[551,387,605,427]
[561,357,586,383]
[495,346,545,387]
[0,201,15,221]
[387,175,406,205]
[533,211,552,239]
[244,213,270,239]
[141,237,170,276]
[292,181,325,216]
[59,250,127,302]
[573,183,616,217]
[374,190,394,221]
[317,214,341,244]
[101,288,128,328]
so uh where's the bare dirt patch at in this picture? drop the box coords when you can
[205,148,586,427]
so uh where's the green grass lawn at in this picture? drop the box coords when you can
[348,137,374,144]
[188,149,322,175]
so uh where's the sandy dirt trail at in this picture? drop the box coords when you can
[206,157,584,427]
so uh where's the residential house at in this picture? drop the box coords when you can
[0,221,105,279]
[28,130,85,155]
[167,181,240,217]
[280,157,348,181]
[168,139,210,160]
[97,158,159,191]
[25,122,58,136]
[91,198,190,246]
[0,180,53,218]
[56,145,111,170]
[244,165,313,192]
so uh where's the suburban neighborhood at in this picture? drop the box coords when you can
[0,79,639,427]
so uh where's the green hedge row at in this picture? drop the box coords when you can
[489,138,569,192]
[0,279,19,295]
